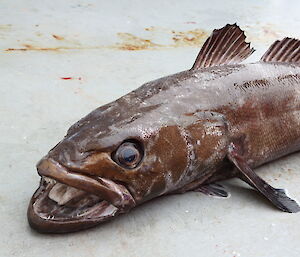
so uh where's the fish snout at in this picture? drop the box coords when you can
[28,158,136,233]
[36,158,135,209]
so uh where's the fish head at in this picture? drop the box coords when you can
[28,82,230,233]
[27,99,199,233]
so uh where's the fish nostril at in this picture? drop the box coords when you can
[46,139,87,169]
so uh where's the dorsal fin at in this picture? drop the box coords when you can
[260,37,300,63]
[191,24,255,70]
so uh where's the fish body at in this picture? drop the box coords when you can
[28,24,300,233]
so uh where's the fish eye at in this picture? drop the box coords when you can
[113,141,143,169]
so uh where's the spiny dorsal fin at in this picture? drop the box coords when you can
[261,37,300,63]
[191,24,255,70]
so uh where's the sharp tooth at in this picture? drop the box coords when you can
[48,183,85,205]
[102,205,118,217]
[44,177,56,185]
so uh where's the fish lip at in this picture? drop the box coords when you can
[36,158,136,209]
[27,179,117,233]
[28,158,136,233]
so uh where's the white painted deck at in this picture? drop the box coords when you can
[1,0,300,256]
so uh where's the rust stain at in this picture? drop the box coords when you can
[0,24,12,30]
[115,32,161,50]
[52,34,64,40]
[6,44,59,51]
[5,44,78,51]
[4,27,208,52]
[144,26,155,31]
[115,28,208,50]
[171,29,207,47]
[4,24,296,53]
[5,48,27,52]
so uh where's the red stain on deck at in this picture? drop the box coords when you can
[61,77,82,80]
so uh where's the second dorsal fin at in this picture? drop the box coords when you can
[191,24,255,70]
[260,37,300,63]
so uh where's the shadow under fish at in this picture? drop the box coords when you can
[28,24,300,233]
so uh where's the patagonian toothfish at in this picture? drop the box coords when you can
[28,24,300,233]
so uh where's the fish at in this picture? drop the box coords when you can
[28,24,300,233]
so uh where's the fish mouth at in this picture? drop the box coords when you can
[27,158,136,233]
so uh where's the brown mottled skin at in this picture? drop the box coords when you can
[28,24,300,233]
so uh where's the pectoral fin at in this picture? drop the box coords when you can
[195,183,230,198]
[227,142,300,213]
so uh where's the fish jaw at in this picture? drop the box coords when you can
[27,158,136,233]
